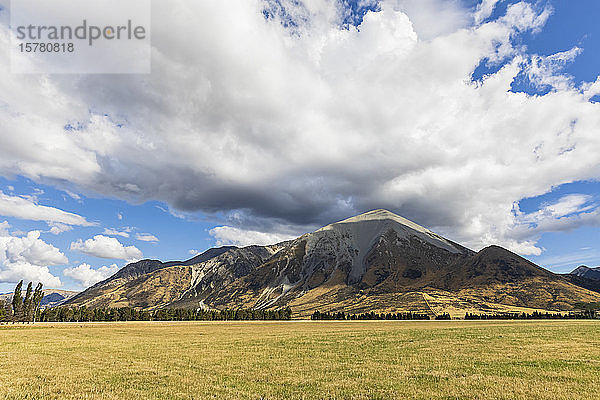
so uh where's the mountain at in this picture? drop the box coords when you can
[64,246,237,309]
[0,289,79,308]
[64,209,600,316]
[561,266,600,295]
[570,265,600,280]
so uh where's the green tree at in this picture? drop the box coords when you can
[12,280,23,323]
[23,282,33,323]
[32,283,44,323]
[0,299,7,323]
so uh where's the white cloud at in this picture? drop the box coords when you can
[6,186,14,192]
[520,194,594,222]
[0,190,94,227]
[64,190,81,201]
[0,227,65,287]
[536,249,600,273]
[103,227,130,238]
[188,249,199,255]
[117,213,123,221]
[155,205,188,220]
[0,0,598,257]
[70,235,143,261]
[48,222,73,235]
[502,2,552,33]
[526,47,583,91]
[393,0,470,40]
[474,0,500,25]
[454,194,600,256]
[511,195,600,244]
[135,233,159,242]
[63,263,119,288]
[21,188,44,203]
[0,221,9,236]
[209,226,296,247]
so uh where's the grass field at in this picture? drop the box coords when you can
[1,321,600,399]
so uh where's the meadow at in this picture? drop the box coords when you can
[1,320,599,399]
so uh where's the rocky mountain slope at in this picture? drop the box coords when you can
[562,265,600,294]
[64,246,237,308]
[64,210,600,316]
[570,265,600,280]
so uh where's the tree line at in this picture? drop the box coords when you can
[37,306,293,322]
[312,310,600,320]
[311,311,431,320]
[465,310,599,320]
[0,281,44,323]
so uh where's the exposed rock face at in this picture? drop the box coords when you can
[171,245,285,308]
[65,210,600,316]
[64,247,235,308]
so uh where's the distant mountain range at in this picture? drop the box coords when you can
[562,265,600,295]
[570,265,600,280]
[64,209,600,317]
[0,289,79,308]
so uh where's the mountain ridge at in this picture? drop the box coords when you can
[64,209,600,316]
[570,265,600,280]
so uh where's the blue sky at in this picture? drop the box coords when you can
[0,175,222,291]
[519,181,600,273]
[1,0,599,291]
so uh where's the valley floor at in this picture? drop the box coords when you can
[1,320,599,399]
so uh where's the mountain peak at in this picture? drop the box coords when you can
[571,265,600,280]
[331,209,432,234]
[314,208,464,275]
[64,207,600,316]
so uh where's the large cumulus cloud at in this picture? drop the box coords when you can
[70,235,143,262]
[63,263,119,288]
[0,222,66,286]
[0,0,599,255]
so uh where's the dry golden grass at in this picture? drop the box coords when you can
[1,320,600,399]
